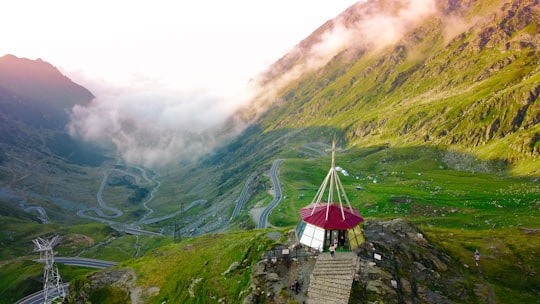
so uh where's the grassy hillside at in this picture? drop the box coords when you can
[184,144,539,302]
[269,144,539,229]
[0,218,169,304]
[65,230,278,304]
[5,138,538,303]
[424,226,540,303]
[248,0,540,176]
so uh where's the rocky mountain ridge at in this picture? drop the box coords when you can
[0,54,108,226]
[0,54,94,128]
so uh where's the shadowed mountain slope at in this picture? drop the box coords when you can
[0,55,108,227]
[0,54,94,129]
[0,55,105,166]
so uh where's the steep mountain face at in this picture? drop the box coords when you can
[0,55,103,164]
[0,54,94,129]
[244,0,540,175]
[0,55,107,222]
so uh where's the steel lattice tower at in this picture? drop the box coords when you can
[33,235,66,304]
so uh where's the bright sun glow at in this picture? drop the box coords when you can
[0,0,361,166]
[0,0,359,95]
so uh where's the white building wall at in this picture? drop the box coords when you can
[299,223,325,252]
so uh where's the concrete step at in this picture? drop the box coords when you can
[314,258,354,264]
[307,279,352,304]
[308,291,350,304]
[309,277,353,291]
[308,289,350,300]
[312,267,354,277]
[307,252,358,304]
[313,264,354,272]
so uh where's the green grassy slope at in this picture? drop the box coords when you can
[249,0,540,176]
[271,145,539,229]
[67,230,277,304]
[267,143,539,302]
[62,140,539,303]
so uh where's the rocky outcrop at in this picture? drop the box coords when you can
[244,219,480,304]
[244,240,317,304]
[352,219,474,303]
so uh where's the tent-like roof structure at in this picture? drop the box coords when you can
[300,139,363,230]
[300,203,363,229]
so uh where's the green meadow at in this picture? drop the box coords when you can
[264,144,539,302]
[0,220,171,304]
[1,143,539,303]
[65,230,278,304]
[269,145,539,230]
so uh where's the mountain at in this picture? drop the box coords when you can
[0,55,109,227]
[0,54,106,165]
[0,54,94,129]
[239,0,540,176]
[2,0,540,303]
[190,0,540,239]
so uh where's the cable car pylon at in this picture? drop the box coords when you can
[33,235,66,304]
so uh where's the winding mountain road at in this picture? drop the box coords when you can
[46,257,118,269]
[95,170,123,217]
[15,283,69,304]
[130,165,159,222]
[76,169,125,220]
[75,164,166,233]
[258,159,283,229]
[137,199,206,225]
[23,206,49,223]
[231,175,254,220]
[18,258,118,304]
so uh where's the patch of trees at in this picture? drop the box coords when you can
[128,187,149,205]
[108,175,149,205]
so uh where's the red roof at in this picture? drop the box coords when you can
[300,203,363,229]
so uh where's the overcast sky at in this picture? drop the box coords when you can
[1,0,359,95]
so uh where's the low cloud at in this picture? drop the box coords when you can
[248,0,439,115]
[68,0,442,167]
[68,79,246,168]
[311,0,438,64]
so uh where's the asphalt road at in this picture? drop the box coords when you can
[53,257,118,268]
[138,199,206,225]
[16,283,70,304]
[258,159,283,229]
[231,175,254,220]
[23,206,49,223]
[95,170,123,218]
[18,257,118,304]
[76,164,165,236]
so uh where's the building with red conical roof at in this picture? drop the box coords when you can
[296,140,365,252]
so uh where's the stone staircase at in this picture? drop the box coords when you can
[307,252,358,304]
